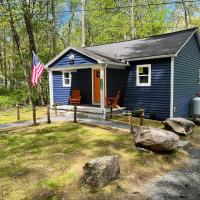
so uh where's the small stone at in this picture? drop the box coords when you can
[178,141,190,149]
[193,118,200,126]
[83,155,120,187]
[136,147,152,153]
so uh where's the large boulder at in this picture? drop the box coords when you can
[164,118,195,136]
[83,155,120,187]
[135,126,179,152]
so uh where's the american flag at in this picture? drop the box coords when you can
[31,52,44,86]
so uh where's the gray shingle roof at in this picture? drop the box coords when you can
[46,28,199,68]
[85,28,198,61]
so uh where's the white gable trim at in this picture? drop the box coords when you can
[45,46,101,68]
[170,57,175,118]
[175,29,197,57]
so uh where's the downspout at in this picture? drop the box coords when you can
[170,57,175,118]
[49,69,54,107]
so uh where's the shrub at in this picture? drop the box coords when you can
[0,88,29,110]
[149,112,157,120]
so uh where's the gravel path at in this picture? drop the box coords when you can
[145,148,200,200]
[0,113,131,132]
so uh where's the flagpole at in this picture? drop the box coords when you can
[32,51,45,106]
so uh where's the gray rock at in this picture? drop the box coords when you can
[178,140,190,149]
[193,117,200,126]
[135,126,179,152]
[164,117,195,136]
[83,155,120,187]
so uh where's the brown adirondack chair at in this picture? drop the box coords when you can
[69,89,81,105]
[105,90,120,108]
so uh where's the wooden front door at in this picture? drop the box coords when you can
[93,69,100,103]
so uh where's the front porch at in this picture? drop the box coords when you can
[49,65,128,117]
[46,47,129,119]
[56,104,126,114]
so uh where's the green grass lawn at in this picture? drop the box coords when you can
[112,115,164,128]
[0,122,189,200]
[0,107,47,124]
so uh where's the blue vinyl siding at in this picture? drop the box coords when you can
[123,58,171,120]
[49,49,97,68]
[71,69,92,104]
[106,68,128,106]
[174,34,200,117]
[53,69,92,105]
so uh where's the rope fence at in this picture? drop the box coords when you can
[0,103,145,130]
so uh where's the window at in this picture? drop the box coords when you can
[63,72,71,87]
[136,64,151,86]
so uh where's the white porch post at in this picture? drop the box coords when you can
[49,70,54,107]
[100,65,106,119]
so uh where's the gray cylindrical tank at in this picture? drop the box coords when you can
[193,96,200,116]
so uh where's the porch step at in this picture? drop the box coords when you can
[51,107,126,119]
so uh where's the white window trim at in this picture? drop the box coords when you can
[62,71,71,87]
[136,64,151,86]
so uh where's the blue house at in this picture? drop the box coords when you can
[45,28,200,120]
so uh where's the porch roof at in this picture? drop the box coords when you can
[45,46,126,69]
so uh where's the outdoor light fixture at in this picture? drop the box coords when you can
[69,54,75,65]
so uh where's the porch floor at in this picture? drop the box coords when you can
[55,105,126,114]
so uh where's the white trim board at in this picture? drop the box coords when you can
[49,70,54,106]
[48,64,99,71]
[170,57,175,118]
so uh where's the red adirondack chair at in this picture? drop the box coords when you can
[105,90,120,108]
[69,89,81,105]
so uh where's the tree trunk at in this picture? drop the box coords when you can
[51,0,57,56]
[21,0,45,106]
[131,0,136,39]
[2,0,34,105]
[21,0,37,54]
[3,28,7,88]
[66,9,75,46]
[181,0,189,29]
[81,0,86,47]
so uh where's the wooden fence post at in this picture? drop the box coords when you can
[16,104,20,121]
[128,113,133,134]
[54,103,57,116]
[140,109,144,126]
[47,105,51,124]
[74,104,77,123]
[110,105,113,119]
[32,106,37,126]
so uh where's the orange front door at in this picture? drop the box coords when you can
[93,69,100,103]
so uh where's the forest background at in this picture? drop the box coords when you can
[0,0,199,109]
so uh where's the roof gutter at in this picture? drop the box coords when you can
[98,60,129,66]
[125,54,175,62]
